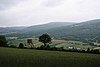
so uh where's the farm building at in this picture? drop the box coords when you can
[26,39,34,48]
[27,39,33,44]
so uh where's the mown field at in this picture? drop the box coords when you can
[0,47,100,67]
[7,38,96,50]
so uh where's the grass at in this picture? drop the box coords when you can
[0,47,100,67]
[7,38,96,49]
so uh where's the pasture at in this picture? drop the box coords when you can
[0,47,100,67]
[7,37,96,50]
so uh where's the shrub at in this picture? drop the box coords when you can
[18,43,24,48]
[0,35,8,47]
[9,45,17,48]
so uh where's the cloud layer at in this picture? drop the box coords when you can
[0,0,100,27]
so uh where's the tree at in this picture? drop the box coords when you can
[87,48,90,52]
[39,34,51,46]
[18,43,24,48]
[0,35,7,47]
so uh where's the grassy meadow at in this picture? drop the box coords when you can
[0,47,100,67]
[7,38,96,50]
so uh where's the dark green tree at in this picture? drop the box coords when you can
[0,35,7,47]
[87,48,90,52]
[18,43,24,48]
[39,34,51,46]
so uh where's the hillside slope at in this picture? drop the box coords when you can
[45,19,100,42]
[6,19,100,43]
[20,22,75,33]
[0,47,100,67]
[20,19,100,43]
[0,26,27,35]
[0,22,75,35]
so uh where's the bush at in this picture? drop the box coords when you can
[38,45,50,50]
[10,45,17,48]
[90,49,100,54]
[0,35,8,47]
[86,48,90,52]
[18,43,24,48]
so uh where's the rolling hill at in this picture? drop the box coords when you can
[20,22,75,33]
[3,19,100,43]
[17,19,100,43]
[0,26,27,35]
[0,22,75,35]
[0,47,100,67]
[42,19,100,42]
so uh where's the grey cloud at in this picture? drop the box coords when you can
[0,0,100,27]
[0,0,26,10]
[42,0,65,7]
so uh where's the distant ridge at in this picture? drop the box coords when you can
[0,22,75,35]
[2,19,100,43]
[21,22,75,33]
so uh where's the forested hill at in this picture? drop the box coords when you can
[20,22,75,33]
[0,22,75,35]
[43,19,100,43]
[0,27,27,35]
[4,19,100,43]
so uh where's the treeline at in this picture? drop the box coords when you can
[0,35,100,54]
[0,35,8,47]
[7,43,100,54]
[7,42,100,54]
[36,45,100,54]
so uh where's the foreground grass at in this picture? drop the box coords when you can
[0,47,100,67]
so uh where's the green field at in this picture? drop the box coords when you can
[0,47,100,67]
[7,38,96,50]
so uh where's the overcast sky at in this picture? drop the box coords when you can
[0,0,100,27]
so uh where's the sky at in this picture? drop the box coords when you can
[0,0,100,27]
